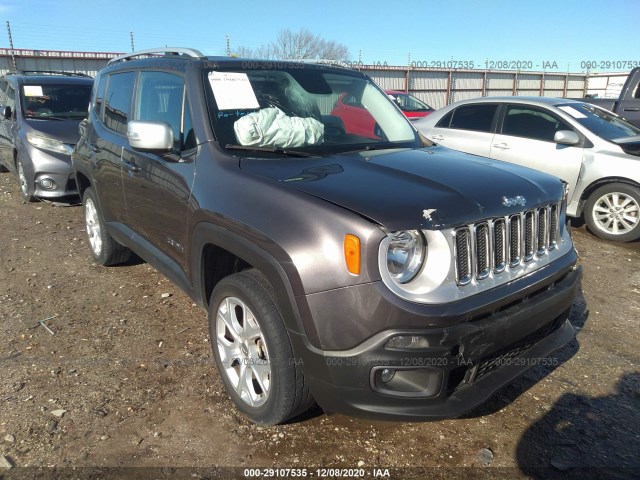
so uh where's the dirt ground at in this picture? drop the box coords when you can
[0,170,638,480]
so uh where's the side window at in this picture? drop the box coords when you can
[502,105,571,142]
[93,75,108,120]
[3,83,16,110]
[135,71,194,151]
[449,104,497,132]
[103,71,136,135]
[0,80,7,107]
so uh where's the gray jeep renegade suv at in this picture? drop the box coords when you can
[72,48,582,425]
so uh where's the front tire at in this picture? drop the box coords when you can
[585,183,640,242]
[208,270,313,425]
[82,187,131,265]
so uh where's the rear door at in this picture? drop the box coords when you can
[91,71,136,224]
[490,104,583,199]
[121,70,196,273]
[425,103,498,157]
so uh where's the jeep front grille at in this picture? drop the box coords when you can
[454,203,561,285]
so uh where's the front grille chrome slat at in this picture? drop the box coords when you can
[492,219,506,274]
[474,223,491,280]
[523,210,535,262]
[454,227,472,285]
[453,202,561,286]
[508,214,521,267]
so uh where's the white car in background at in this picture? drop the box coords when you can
[414,97,640,242]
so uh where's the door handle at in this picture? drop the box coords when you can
[123,158,140,173]
[623,107,640,112]
[431,134,444,141]
[493,143,510,150]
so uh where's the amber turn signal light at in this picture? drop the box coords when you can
[344,234,361,275]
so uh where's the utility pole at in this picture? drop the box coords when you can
[6,21,17,71]
[130,31,135,52]
[226,34,231,56]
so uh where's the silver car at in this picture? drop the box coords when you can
[414,97,640,242]
[0,72,93,202]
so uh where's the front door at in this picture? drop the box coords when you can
[121,71,196,272]
[490,104,583,200]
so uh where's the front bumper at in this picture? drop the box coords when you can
[293,263,581,421]
[24,145,78,198]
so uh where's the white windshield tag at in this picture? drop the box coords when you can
[558,105,587,119]
[208,72,259,111]
[24,86,44,97]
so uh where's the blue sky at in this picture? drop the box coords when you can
[1,0,638,72]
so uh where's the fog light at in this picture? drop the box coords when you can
[386,335,430,350]
[380,368,395,383]
[39,177,56,190]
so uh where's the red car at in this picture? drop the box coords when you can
[330,90,433,139]
[385,90,434,119]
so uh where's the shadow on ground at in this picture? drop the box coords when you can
[516,371,640,479]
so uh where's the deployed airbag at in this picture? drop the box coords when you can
[234,107,324,148]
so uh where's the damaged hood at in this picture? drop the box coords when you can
[240,146,565,231]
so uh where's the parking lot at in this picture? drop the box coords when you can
[0,170,638,479]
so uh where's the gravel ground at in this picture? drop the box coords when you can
[0,171,638,480]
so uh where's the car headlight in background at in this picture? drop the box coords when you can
[386,230,426,283]
[26,132,74,155]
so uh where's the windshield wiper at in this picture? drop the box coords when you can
[225,144,320,158]
[335,143,407,154]
[24,114,65,121]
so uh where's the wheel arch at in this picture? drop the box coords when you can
[74,170,92,199]
[191,222,318,346]
[576,177,640,216]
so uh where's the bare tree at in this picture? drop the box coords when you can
[234,29,349,61]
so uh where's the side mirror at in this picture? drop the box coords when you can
[127,121,173,152]
[1,106,11,119]
[554,130,580,146]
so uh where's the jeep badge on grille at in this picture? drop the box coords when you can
[502,195,527,207]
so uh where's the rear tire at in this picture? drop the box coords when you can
[208,269,314,425]
[585,183,640,242]
[82,187,131,265]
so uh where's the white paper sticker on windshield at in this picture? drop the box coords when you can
[558,105,587,119]
[208,72,259,110]
[24,86,44,97]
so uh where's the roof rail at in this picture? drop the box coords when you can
[4,70,92,77]
[108,47,205,65]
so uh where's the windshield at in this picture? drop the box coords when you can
[20,83,92,120]
[205,66,419,156]
[556,103,640,141]
[389,93,433,112]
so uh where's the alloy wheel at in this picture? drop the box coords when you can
[216,296,271,407]
[592,192,639,235]
[84,198,103,256]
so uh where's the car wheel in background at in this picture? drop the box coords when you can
[208,269,314,425]
[82,187,131,265]
[585,183,640,242]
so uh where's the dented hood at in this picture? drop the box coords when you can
[240,146,564,231]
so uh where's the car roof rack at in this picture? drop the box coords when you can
[108,47,205,65]
[4,70,92,77]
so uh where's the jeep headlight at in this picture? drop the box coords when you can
[26,132,74,155]
[386,230,425,283]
